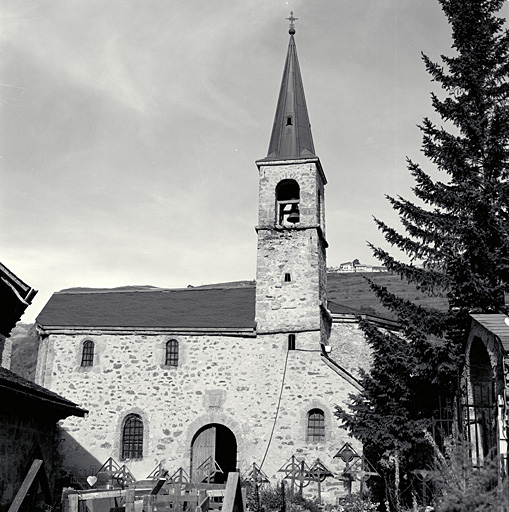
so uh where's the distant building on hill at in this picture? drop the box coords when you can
[328,259,387,273]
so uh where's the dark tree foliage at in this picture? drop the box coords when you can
[336,0,509,508]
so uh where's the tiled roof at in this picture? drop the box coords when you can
[37,286,257,330]
[471,314,509,352]
[0,366,87,416]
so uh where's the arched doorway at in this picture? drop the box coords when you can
[468,337,497,466]
[190,424,237,484]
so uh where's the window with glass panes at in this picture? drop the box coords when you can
[165,339,179,366]
[307,409,325,441]
[122,414,143,459]
[81,340,94,367]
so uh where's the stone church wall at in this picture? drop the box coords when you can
[328,322,372,381]
[36,322,367,499]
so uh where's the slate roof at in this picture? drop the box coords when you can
[37,285,398,331]
[471,314,509,352]
[328,301,365,315]
[0,366,87,416]
[328,300,399,329]
[37,286,257,330]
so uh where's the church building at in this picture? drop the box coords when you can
[34,20,378,498]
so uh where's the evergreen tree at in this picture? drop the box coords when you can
[336,0,509,508]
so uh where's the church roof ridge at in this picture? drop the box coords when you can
[57,281,256,295]
[36,286,257,330]
[260,14,316,161]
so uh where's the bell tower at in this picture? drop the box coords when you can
[255,15,329,342]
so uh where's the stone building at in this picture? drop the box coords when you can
[463,314,509,472]
[34,24,387,498]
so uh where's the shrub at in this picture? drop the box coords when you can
[245,483,321,512]
[336,493,379,512]
[429,439,509,512]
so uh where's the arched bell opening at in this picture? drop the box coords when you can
[190,423,237,484]
[276,179,300,226]
[468,337,497,466]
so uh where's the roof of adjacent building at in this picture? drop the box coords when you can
[261,27,316,161]
[0,366,87,417]
[0,261,37,337]
[37,286,257,330]
[471,314,509,352]
[328,301,365,315]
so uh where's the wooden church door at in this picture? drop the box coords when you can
[191,425,216,483]
[191,424,237,484]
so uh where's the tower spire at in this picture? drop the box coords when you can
[263,13,316,161]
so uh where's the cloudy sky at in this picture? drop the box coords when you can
[2,0,507,322]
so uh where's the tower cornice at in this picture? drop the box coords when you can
[255,157,327,185]
[254,224,329,248]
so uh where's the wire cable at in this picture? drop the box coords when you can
[259,347,290,471]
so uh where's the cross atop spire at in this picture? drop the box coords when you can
[286,11,298,34]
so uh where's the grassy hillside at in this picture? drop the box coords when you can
[326,272,448,320]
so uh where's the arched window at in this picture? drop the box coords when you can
[307,409,325,441]
[165,339,179,366]
[276,180,300,226]
[122,414,143,459]
[81,340,94,367]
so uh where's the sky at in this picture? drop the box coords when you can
[2,0,508,322]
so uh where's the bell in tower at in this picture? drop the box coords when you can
[287,204,300,224]
[277,179,300,226]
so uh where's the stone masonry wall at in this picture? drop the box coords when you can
[328,323,372,381]
[255,161,327,335]
[37,322,367,500]
[256,161,324,229]
[256,229,322,333]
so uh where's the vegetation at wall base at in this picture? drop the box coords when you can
[336,0,509,509]
[430,440,509,512]
[245,483,321,512]
[245,484,378,512]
